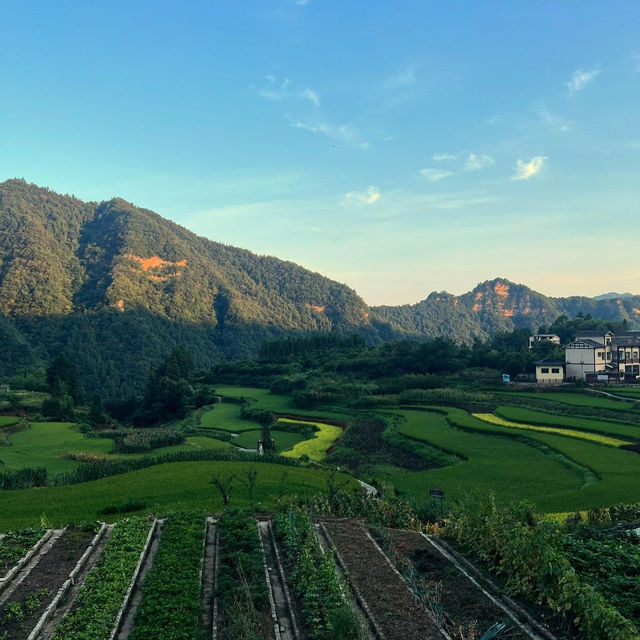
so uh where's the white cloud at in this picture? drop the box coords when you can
[301,88,319,107]
[513,156,547,180]
[433,153,458,161]
[420,168,454,182]
[257,75,319,106]
[567,67,600,93]
[345,186,381,205]
[464,153,495,171]
[288,116,369,148]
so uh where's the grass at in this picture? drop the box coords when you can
[495,406,640,441]
[214,385,350,420]
[496,390,638,411]
[472,413,632,447]
[382,408,584,509]
[0,416,20,428]
[199,403,257,432]
[0,422,114,474]
[231,429,306,452]
[436,407,640,512]
[280,418,343,461]
[0,461,358,530]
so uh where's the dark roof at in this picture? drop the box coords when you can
[575,330,612,337]
[535,359,564,366]
[564,339,603,349]
[612,337,640,347]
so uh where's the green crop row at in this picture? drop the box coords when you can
[130,513,205,640]
[0,528,45,575]
[274,511,359,640]
[216,510,271,639]
[447,494,638,639]
[472,413,631,447]
[495,406,640,441]
[53,517,152,640]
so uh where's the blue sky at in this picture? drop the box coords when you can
[2,1,639,305]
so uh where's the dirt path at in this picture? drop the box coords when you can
[257,519,297,640]
[321,520,446,640]
[201,517,218,638]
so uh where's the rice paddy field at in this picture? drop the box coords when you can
[1,384,639,526]
[0,461,357,529]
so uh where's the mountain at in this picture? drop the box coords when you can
[372,278,640,343]
[2,179,639,399]
[593,292,634,301]
[0,179,384,397]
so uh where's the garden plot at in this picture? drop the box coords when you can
[0,528,47,580]
[52,517,155,640]
[320,520,446,640]
[375,528,537,640]
[0,525,98,639]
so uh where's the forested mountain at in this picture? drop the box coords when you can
[373,278,640,343]
[1,179,639,399]
[0,179,382,398]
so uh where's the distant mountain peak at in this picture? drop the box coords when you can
[593,292,634,301]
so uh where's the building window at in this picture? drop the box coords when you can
[598,352,604,359]
[541,368,549,373]
[551,368,560,374]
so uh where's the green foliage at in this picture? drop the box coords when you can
[116,428,185,453]
[53,518,149,639]
[130,514,205,640]
[216,511,270,639]
[447,494,638,639]
[274,511,359,639]
[0,528,45,573]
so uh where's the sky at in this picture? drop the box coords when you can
[2,1,640,306]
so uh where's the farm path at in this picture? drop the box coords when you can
[258,518,299,640]
[200,517,218,638]
[321,520,446,640]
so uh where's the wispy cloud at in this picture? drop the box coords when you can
[464,153,495,171]
[513,156,547,180]
[420,168,454,182]
[257,75,319,106]
[433,153,458,161]
[534,104,570,132]
[384,65,417,89]
[345,186,381,205]
[288,116,369,148]
[567,67,600,93]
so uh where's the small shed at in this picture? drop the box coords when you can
[535,358,564,384]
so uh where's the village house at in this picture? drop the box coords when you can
[562,330,640,381]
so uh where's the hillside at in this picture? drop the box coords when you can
[0,179,382,397]
[373,277,640,342]
[2,179,640,398]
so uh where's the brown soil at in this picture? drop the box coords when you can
[0,527,95,639]
[322,520,445,640]
[380,529,530,640]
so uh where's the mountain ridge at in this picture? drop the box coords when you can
[2,179,640,397]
